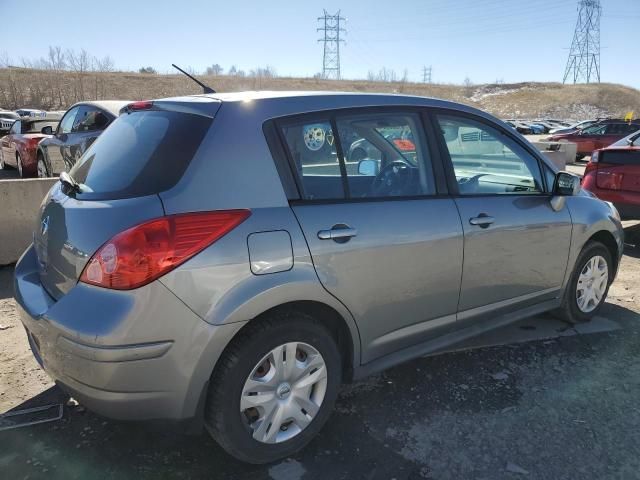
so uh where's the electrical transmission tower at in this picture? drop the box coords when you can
[317,10,346,80]
[563,0,601,84]
[422,65,432,83]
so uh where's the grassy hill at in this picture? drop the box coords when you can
[1,67,638,120]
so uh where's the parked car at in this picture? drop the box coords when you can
[0,110,19,136]
[14,108,46,118]
[520,121,545,134]
[36,100,129,177]
[548,119,598,135]
[0,114,61,177]
[548,120,640,160]
[582,129,640,219]
[15,92,623,464]
[505,120,533,135]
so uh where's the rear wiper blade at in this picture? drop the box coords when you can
[59,172,82,194]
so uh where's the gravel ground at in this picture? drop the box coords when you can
[0,223,638,480]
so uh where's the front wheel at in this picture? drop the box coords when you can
[205,311,342,464]
[556,241,613,324]
[16,153,24,178]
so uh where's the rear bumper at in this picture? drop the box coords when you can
[14,245,245,421]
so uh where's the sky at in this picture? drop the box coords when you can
[2,0,640,87]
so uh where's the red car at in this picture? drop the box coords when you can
[582,130,640,220]
[548,120,640,160]
[0,115,61,177]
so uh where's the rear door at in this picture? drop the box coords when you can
[432,111,573,322]
[278,109,464,364]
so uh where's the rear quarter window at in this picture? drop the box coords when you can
[69,110,212,200]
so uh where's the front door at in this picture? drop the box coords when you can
[278,109,464,363]
[433,112,573,320]
[45,106,79,174]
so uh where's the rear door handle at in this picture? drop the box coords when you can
[318,227,358,241]
[469,214,495,228]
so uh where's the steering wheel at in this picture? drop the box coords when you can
[371,160,415,197]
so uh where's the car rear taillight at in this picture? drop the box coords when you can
[80,210,250,290]
[126,100,154,111]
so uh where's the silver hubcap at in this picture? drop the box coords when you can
[37,160,47,178]
[17,155,22,176]
[241,342,327,444]
[576,255,608,313]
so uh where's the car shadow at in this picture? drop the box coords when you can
[0,266,14,300]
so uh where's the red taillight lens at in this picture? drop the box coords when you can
[80,210,250,290]
[127,100,154,111]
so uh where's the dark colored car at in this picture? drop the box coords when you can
[582,130,640,219]
[548,120,640,159]
[0,116,61,177]
[37,101,129,177]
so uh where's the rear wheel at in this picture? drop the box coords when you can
[205,311,342,464]
[16,153,24,178]
[556,241,613,324]
[0,149,5,170]
[37,154,49,178]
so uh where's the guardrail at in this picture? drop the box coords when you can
[0,178,56,265]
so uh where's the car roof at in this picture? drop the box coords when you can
[162,90,502,122]
[69,100,132,116]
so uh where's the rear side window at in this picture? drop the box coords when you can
[69,110,212,200]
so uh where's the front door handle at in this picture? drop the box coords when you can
[469,214,495,228]
[318,226,358,241]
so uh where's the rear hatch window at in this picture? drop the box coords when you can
[69,109,213,200]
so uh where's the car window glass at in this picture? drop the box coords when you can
[58,107,79,134]
[22,121,58,134]
[437,114,543,195]
[336,112,435,197]
[73,107,110,132]
[281,120,343,200]
[10,121,20,134]
[582,124,606,135]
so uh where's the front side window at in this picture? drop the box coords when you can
[9,121,20,135]
[582,124,607,135]
[436,114,544,195]
[280,110,435,200]
[73,107,110,132]
[58,107,79,134]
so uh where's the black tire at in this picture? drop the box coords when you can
[16,153,24,178]
[37,154,49,178]
[204,310,342,464]
[556,241,613,324]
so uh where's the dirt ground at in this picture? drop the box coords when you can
[0,222,639,480]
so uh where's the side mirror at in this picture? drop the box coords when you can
[357,158,379,176]
[441,124,459,142]
[41,125,53,135]
[553,171,581,196]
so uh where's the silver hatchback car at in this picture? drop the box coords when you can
[15,92,623,463]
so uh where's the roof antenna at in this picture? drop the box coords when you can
[171,64,215,94]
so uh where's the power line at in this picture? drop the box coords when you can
[563,0,601,84]
[422,65,432,83]
[317,10,346,80]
